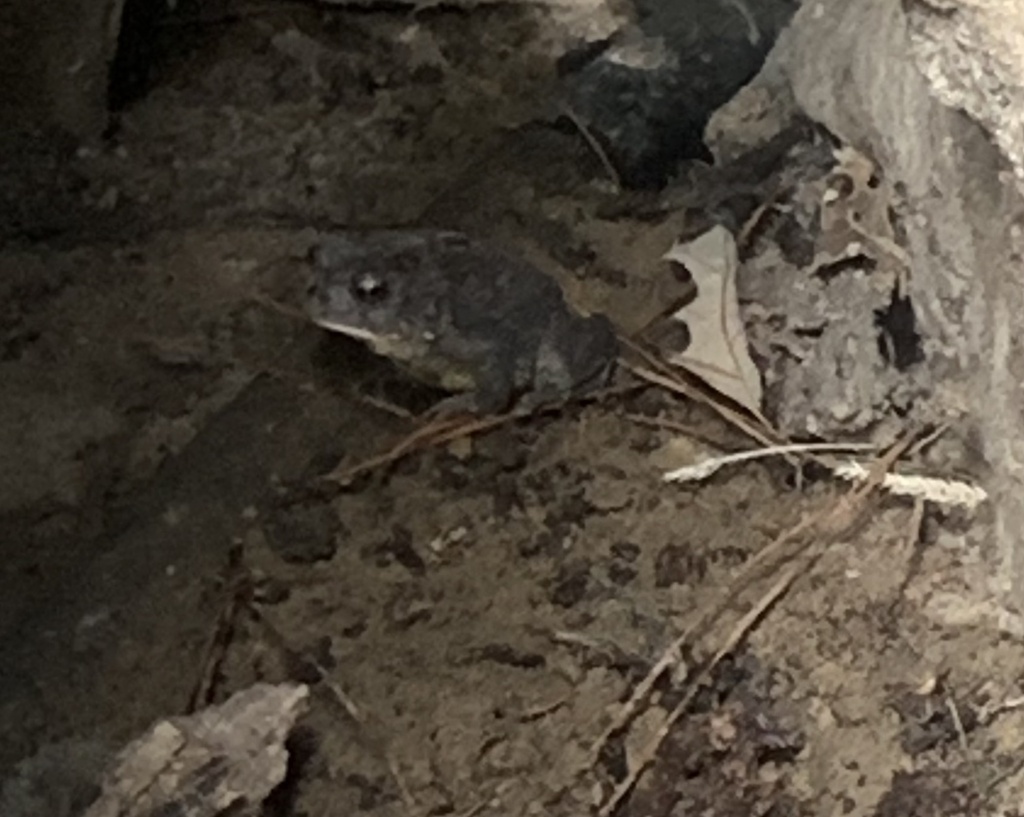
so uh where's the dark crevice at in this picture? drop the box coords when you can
[108,0,173,111]
[875,291,924,370]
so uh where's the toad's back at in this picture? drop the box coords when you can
[308,229,619,413]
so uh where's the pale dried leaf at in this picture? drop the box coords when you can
[664,226,763,412]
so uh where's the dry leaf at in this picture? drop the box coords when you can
[814,145,910,283]
[664,225,763,413]
[84,683,309,817]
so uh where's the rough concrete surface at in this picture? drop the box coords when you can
[710,0,1024,621]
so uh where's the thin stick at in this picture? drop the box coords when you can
[560,103,622,190]
[597,564,802,817]
[251,605,365,724]
[358,394,416,419]
[188,558,250,712]
[664,441,878,483]
[622,332,778,425]
[325,380,641,484]
[251,604,418,813]
[249,292,308,322]
[576,434,913,802]
[627,362,779,449]
[739,435,911,581]
[946,694,987,798]
[325,414,475,483]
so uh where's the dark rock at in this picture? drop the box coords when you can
[562,0,799,188]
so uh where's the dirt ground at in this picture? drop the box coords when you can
[3,3,1024,817]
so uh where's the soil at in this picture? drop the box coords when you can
[3,3,1024,817]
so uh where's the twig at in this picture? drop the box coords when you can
[188,547,251,712]
[574,435,914,812]
[947,694,987,799]
[456,801,488,817]
[248,292,308,322]
[625,360,778,449]
[664,441,877,482]
[325,414,479,484]
[325,380,641,484]
[907,422,950,456]
[251,605,365,724]
[735,183,790,255]
[252,604,419,813]
[387,752,419,814]
[358,394,417,419]
[979,695,1024,725]
[560,103,622,190]
[628,334,777,431]
[891,498,926,607]
[736,198,774,253]
[736,435,912,583]
[597,564,803,817]
[595,440,903,809]
[623,348,888,482]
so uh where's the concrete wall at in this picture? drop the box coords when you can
[711,0,1024,621]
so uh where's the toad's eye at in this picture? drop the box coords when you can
[351,273,389,303]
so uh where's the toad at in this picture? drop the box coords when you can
[307,229,619,416]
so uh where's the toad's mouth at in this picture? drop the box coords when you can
[310,316,382,344]
[311,317,426,364]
